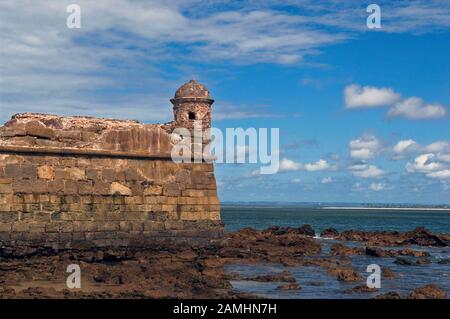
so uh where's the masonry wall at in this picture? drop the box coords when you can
[0,152,222,249]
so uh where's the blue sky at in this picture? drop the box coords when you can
[1,1,449,204]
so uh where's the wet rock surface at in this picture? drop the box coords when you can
[0,225,448,299]
[337,227,449,247]
[408,284,448,299]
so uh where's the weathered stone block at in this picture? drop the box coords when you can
[78,180,93,195]
[0,222,12,232]
[143,221,165,231]
[125,168,140,181]
[102,169,116,182]
[12,180,33,193]
[0,183,12,194]
[86,168,99,180]
[48,179,64,193]
[25,120,55,139]
[0,178,12,184]
[163,182,181,196]
[93,181,111,195]
[67,167,85,180]
[64,180,78,194]
[97,221,120,232]
[4,164,21,178]
[37,165,54,179]
[111,182,132,196]
[143,185,163,195]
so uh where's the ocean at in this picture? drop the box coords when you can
[220,205,450,299]
[221,206,450,233]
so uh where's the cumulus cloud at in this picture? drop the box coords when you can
[405,153,450,180]
[392,139,421,159]
[279,158,303,171]
[388,97,447,120]
[427,170,450,179]
[279,158,331,172]
[349,135,382,160]
[393,139,419,154]
[304,159,330,171]
[344,84,447,121]
[423,140,450,153]
[344,84,400,109]
[321,177,333,184]
[406,153,444,173]
[391,139,450,161]
[349,164,386,178]
[437,154,450,163]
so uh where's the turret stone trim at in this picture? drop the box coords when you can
[171,79,214,130]
[0,81,223,249]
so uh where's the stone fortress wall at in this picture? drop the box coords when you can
[0,80,223,249]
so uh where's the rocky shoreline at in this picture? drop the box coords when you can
[0,226,448,299]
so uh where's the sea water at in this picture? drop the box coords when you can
[221,206,450,298]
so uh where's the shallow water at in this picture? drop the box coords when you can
[221,206,450,298]
[226,240,450,299]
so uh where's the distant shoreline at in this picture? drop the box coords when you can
[321,206,450,211]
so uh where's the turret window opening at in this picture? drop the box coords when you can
[188,112,196,120]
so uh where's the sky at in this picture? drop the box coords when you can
[0,0,449,204]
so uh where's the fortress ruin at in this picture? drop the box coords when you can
[0,80,223,249]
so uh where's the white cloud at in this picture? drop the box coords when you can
[349,135,382,160]
[280,158,303,171]
[423,140,450,153]
[344,84,400,109]
[388,97,447,120]
[406,153,444,173]
[437,154,450,163]
[321,177,333,184]
[291,178,302,184]
[349,164,386,178]
[279,158,331,172]
[393,139,419,154]
[304,159,330,171]
[2,1,450,123]
[427,170,450,179]
[369,183,385,191]
[344,84,447,121]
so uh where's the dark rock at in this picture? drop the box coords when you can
[277,283,301,290]
[345,284,378,293]
[374,291,402,299]
[327,268,363,282]
[407,227,448,247]
[394,257,414,265]
[297,224,315,237]
[381,267,396,279]
[397,248,430,257]
[320,228,339,238]
[415,257,431,265]
[408,284,447,299]
[331,243,364,256]
[337,227,448,247]
[245,271,296,283]
[365,246,395,257]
